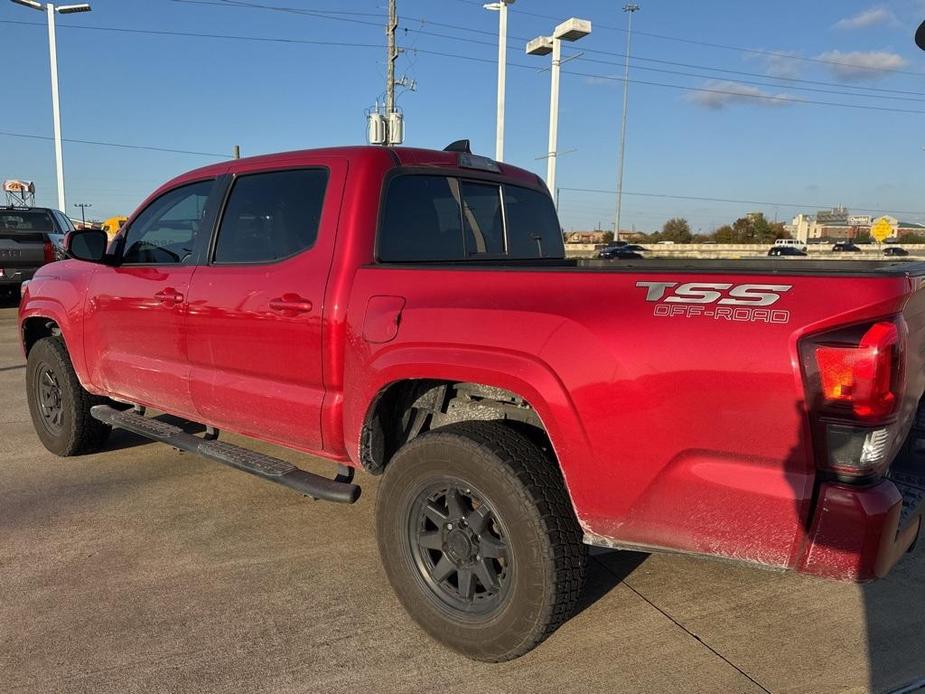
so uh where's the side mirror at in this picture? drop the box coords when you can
[916,20,925,50]
[64,229,109,263]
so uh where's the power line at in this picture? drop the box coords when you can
[576,57,925,104]
[556,67,925,115]
[452,0,925,79]
[558,187,925,217]
[404,47,925,116]
[0,19,384,50]
[9,19,925,116]
[0,130,228,157]
[574,53,925,99]
[170,0,925,96]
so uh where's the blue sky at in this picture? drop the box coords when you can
[4,0,925,232]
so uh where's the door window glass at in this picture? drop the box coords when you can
[213,169,329,264]
[122,180,213,264]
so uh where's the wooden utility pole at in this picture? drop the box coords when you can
[386,0,397,123]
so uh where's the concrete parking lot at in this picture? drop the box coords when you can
[0,302,923,694]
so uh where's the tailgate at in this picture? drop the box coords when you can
[0,232,46,268]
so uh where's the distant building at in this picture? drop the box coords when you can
[815,206,849,225]
[789,208,925,242]
[790,214,814,243]
[620,231,648,242]
[565,231,609,244]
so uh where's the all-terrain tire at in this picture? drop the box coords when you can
[26,337,111,456]
[376,420,587,662]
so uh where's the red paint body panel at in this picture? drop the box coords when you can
[19,145,925,582]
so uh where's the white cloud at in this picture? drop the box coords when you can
[816,50,907,80]
[745,50,803,80]
[685,80,792,110]
[834,7,895,30]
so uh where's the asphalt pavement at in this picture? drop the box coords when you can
[1,302,923,694]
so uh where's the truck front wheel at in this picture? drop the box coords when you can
[26,337,111,456]
[376,421,586,661]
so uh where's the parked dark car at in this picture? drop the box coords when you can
[884,246,910,257]
[598,246,643,260]
[768,246,807,257]
[832,242,862,252]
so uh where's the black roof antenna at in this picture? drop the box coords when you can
[443,139,471,154]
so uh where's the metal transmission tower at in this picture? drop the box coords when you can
[614,3,639,242]
[367,0,408,146]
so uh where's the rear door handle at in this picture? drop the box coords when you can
[154,288,184,304]
[269,295,313,314]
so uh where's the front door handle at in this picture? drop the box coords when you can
[269,295,313,314]
[154,288,184,304]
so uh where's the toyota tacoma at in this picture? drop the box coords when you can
[18,143,925,661]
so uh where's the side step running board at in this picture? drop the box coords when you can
[91,405,360,504]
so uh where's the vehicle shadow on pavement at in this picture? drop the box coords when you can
[864,551,925,693]
[573,548,649,618]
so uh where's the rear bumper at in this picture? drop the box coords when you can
[796,479,922,581]
[0,267,37,286]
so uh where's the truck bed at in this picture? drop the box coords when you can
[374,257,925,277]
[577,258,925,276]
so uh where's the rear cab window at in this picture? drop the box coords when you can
[0,210,55,232]
[377,174,564,263]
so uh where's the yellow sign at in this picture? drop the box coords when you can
[871,217,895,243]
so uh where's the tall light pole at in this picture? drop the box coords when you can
[526,17,592,204]
[484,0,515,162]
[10,1,92,212]
[614,3,639,242]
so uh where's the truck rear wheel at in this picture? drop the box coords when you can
[376,421,586,661]
[26,337,111,456]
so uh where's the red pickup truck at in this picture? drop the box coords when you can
[18,143,925,661]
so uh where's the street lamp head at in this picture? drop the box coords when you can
[525,35,553,55]
[482,0,514,7]
[623,4,640,12]
[553,17,592,42]
[9,0,45,11]
[56,3,92,13]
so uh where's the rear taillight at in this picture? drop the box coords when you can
[801,317,907,480]
[43,239,55,264]
[814,320,902,419]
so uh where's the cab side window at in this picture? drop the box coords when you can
[122,180,214,265]
[213,169,329,264]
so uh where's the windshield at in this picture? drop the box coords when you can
[377,175,564,262]
[0,210,54,232]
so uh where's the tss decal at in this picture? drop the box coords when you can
[636,282,792,323]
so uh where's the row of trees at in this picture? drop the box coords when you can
[644,215,791,244]
[635,217,925,244]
